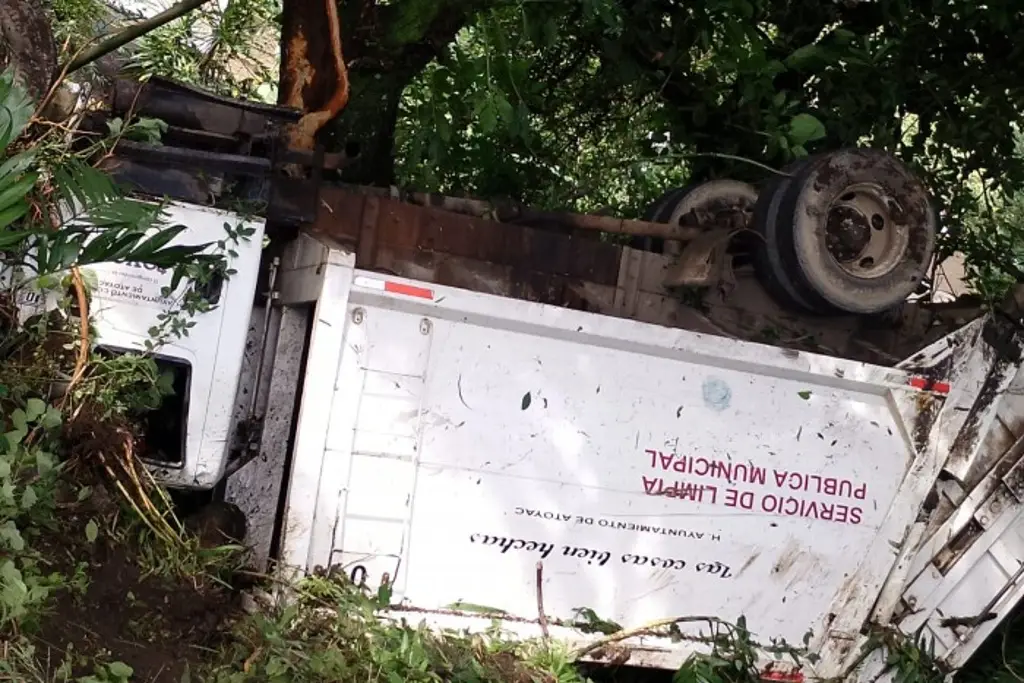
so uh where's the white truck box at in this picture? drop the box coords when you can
[265,234,1024,679]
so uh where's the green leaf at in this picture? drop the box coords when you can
[41,407,62,430]
[0,69,35,149]
[10,409,26,432]
[784,44,826,70]
[788,113,827,145]
[0,150,36,183]
[0,521,25,551]
[494,92,515,125]
[20,485,36,510]
[798,391,812,400]
[85,519,99,543]
[4,429,26,450]
[0,173,38,214]
[477,98,498,134]
[35,450,54,474]
[24,398,45,423]
[107,661,134,679]
[0,559,20,582]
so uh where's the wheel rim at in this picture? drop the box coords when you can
[824,182,910,280]
[667,180,757,230]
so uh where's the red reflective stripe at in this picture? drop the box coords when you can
[760,670,804,683]
[908,377,950,394]
[384,281,434,300]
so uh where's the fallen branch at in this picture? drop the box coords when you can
[64,0,215,74]
[66,266,89,389]
[536,562,549,641]
[572,615,727,661]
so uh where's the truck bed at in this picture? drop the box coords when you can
[270,234,1019,678]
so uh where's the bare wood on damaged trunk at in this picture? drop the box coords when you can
[278,0,479,185]
[280,0,350,156]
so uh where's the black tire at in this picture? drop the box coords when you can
[664,179,757,226]
[643,187,691,222]
[632,187,690,250]
[751,156,836,314]
[773,149,937,315]
[640,180,757,254]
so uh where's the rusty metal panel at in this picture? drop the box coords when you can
[370,246,597,311]
[312,187,621,286]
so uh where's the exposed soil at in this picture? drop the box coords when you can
[32,485,243,682]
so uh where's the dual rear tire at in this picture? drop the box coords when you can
[645,149,938,316]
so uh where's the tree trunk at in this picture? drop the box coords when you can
[0,0,57,103]
[279,0,479,186]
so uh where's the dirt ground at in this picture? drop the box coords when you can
[33,487,243,682]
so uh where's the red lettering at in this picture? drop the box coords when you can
[704,485,718,504]
[712,461,733,481]
[646,449,658,468]
[643,453,866,526]
[679,483,701,500]
[724,489,753,509]
[823,478,838,496]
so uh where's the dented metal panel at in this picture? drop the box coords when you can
[277,240,1002,676]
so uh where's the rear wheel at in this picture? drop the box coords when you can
[639,180,758,257]
[751,157,832,314]
[756,149,937,315]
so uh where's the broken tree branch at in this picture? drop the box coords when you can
[572,615,727,661]
[536,562,550,641]
[65,0,215,74]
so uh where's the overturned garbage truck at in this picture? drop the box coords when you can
[58,77,1024,683]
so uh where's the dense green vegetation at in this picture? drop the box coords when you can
[53,0,1024,299]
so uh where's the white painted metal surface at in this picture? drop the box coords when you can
[81,202,265,489]
[274,236,1013,677]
